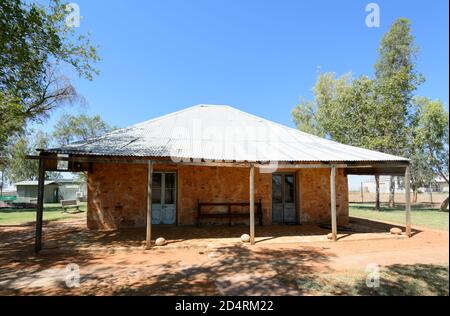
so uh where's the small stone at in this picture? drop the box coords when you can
[241,234,250,242]
[44,240,59,249]
[390,227,403,235]
[155,237,166,246]
[327,233,333,240]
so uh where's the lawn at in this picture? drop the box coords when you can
[350,203,449,231]
[0,202,87,225]
[296,264,449,296]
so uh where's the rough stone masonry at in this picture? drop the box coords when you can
[87,163,348,230]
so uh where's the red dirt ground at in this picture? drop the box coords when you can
[0,218,448,295]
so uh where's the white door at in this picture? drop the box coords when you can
[272,173,297,224]
[152,172,176,225]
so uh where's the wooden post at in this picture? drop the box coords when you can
[146,160,153,249]
[330,166,337,241]
[249,164,255,245]
[405,165,412,237]
[429,183,433,207]
[375,175,380,211]
[35,156,45,253]
[360,181,364,203]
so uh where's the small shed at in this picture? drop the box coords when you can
[14,179,87,203]
[15,180,59,203]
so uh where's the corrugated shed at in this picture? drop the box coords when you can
[15,181,56,186]
[42,104,409,162]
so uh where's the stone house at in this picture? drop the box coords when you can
[33,104,411,251]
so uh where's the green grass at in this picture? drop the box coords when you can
[296,264,449,296]
[350,203,449,231]
[0,202,87,225]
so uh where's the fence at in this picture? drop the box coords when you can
[349,191,448,205]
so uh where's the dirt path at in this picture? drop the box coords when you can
[0,220,448,295]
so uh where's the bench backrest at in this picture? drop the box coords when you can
[198,200,262,215]
[61,199,77,206]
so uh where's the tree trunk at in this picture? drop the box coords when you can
[375,175,380,211]
[388,176,395,208]
[429,184,433,207]
[412,189,418,203]
[440,196,449,212]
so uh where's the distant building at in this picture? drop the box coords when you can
[362,176,449,193]
[425,177,449,193]
[362,176,405,194]
[15,179,87,203]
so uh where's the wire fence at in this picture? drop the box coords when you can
[349,191,448,206]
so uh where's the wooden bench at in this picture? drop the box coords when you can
[61,199,80,213]
[197,200,263,226]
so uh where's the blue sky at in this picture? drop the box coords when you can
[42,0,449,188]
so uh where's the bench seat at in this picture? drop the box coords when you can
[61,199,80,213]
[197,200,263,226]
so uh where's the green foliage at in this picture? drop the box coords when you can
[292,72,379,150]
[372,18,424,157]
[413,97,449,184]
[292,99,325,137]
[3,114,113,183]
[53,114,115,145]
[4,130,52,183]
[374,19,421,81]
[292,18,449,202]
[0,0,99,152]
[0,98,25,149]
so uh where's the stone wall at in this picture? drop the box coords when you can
[298,168,349,225]
[87,163,147,230]
[87,163,349,230]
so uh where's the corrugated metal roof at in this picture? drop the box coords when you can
[15,180,56,186]
[42,104,409,163]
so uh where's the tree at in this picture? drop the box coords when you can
[4,130,60,183]
[413,97,449,211]
[292,18,427,211]
[52,113,114,184]
[292,73,377,148]
[292,99,325,137]
[0,0,99,152]
[53,114,115,146]
[373,18,424,208]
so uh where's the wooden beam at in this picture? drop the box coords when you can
[405,165,412,237]
[249,164,255,245]
[146,160,153,249]
[259,163,348,169]
[28,154,410,173]
[35,156,45,253]
[330,166,337,241]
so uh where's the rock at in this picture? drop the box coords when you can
[390,227,403,235]
[240,234,250,242]
[44,240,59,249]
[327,233,333,240]
[155,237,166,246]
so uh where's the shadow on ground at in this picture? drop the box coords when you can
[109,245,333,295]
[330,264,449,296]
